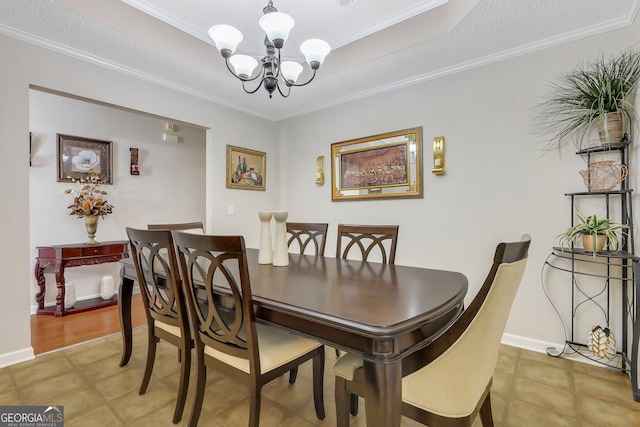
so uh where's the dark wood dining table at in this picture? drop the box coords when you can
[118,249,468,427]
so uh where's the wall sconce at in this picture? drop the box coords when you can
[315,155,324,185]
[432,136,445,175]
[130,148,140,175]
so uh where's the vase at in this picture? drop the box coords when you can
[272,211,289,266]
[84,215,99,244]
[582,234,606,253]
[100,275,115,300]
[64,281,76,309]
[258,211,273,264]
[597,111,623,146]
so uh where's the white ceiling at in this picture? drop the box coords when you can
[1,0,639,121]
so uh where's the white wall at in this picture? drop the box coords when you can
[277,16,640,352]
[28,89,206,309]
[0,34,280,367]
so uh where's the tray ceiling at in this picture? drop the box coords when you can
[1,0,638,120]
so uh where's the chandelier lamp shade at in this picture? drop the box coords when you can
[208,1,331,98]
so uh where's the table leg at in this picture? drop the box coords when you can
[363,358,402,427]
[34,261,46,311]
[118,275,135,367]
[54,261,65,317]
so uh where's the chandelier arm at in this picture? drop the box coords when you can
[288,68,318,87]
[276,81,292,98]
[241,79,265,95]
[224,58,263,83]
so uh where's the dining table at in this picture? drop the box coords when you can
[117,248,468,427]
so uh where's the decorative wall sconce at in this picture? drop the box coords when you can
[130,148,140,175]
[432,136,445,175]
[315,155,324,185]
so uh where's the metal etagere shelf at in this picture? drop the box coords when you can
[542,138,639,401]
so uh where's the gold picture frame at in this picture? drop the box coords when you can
[331,127,423,201]
[57,134,113,184]
[226,145,266,191]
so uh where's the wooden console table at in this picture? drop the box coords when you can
[34,241,129,316]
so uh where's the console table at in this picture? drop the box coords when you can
[34,241,129,316]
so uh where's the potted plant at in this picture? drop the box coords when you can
[536,49,640,150]
[557,213,627,255]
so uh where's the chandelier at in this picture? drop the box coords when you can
[208,1,331,98]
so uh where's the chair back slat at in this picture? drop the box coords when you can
[126,228,186,328]
[287,222,329,256]
[173,232,259,366]
[336,224,399,264]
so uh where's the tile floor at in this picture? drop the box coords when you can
[2,326,640,426]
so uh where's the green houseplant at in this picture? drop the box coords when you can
[537,49,640,150]
[557,213,627,255]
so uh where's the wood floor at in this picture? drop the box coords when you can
[31,293,147,354]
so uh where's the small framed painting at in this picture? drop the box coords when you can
[226,145,266,191]
[57,134,113,184]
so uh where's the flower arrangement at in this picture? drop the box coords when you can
[64,174,114,218]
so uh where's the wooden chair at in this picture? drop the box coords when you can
[333,235,531,427]
[287,222,329,256]
[147,221,204,233]
[125,227,192,424]
[336,224,399,264]
[173,231,326,427]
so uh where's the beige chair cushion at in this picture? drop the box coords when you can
[205,322,322,374]
[156,319,182,337]
[334,258,527,418]
[333,352,362,381]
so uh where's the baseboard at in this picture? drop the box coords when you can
[0,347,35,369]
[501,332,561,353]
[502,333,610,368]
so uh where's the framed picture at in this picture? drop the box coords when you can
[57,134,113,184]
[331,127,423,201]
[226,145,266,191]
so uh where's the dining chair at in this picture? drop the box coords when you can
[336,224,399,264]
[126,227,192,424]
[147,221,204,233]
[286,222,329,256]
[173,231,326,427]
[333,235,531,427]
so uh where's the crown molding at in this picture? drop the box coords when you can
[0,23,276,120]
